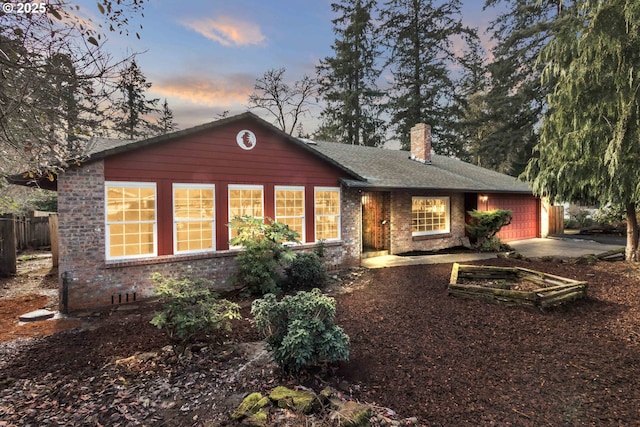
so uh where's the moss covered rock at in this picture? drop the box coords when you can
[269,386,317,414]
[232,392,271,424]
[329,400,372,427]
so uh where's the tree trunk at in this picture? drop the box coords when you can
[625,202,639,262]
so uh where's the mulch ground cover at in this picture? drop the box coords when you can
[1,256,640,425]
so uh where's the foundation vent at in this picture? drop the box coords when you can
[112,292,137,305]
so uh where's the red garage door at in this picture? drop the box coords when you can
[487,195,539,241]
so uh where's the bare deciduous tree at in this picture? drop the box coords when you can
[0,0,147,182]
[247,68,318,135]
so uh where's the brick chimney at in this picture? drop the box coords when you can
[410,123,432,164]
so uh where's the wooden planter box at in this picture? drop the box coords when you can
[449,263,588,309]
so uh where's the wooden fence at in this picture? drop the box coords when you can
[15,215,52,250]
[548,205,564,235]
[0,213,58,276]
[0,214,17,276]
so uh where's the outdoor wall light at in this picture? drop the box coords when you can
[480,195,489,203]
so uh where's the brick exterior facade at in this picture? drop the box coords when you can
[57,162,361,312]
[389,191,466,254]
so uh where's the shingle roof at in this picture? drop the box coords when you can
[306,140,532,194]
[8,112,532,195]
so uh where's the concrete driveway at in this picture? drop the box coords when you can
[361,236,625,269]
[509,236,624,258]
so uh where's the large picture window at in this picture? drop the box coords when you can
[228,185,264,242]
[275,186,305,241]
[173,184,215,254]
[105,182,157,260]
[315,187,341,241]
[412,196,450,236]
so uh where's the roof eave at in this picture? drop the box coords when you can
[338,178,534,194]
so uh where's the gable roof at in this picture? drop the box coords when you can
[7,112,364,190]
[8,111,532,195]
[306,141,532,194]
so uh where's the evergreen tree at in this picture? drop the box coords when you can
[316,0,385,146]
[157,99,177,134]
[113,60,160,139]
[479,0,565,175]
[451,37,489,164]
[524,0,640,261]
[379,0,478,155]
[38,53,103,147]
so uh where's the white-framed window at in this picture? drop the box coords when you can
[275,186,305,241]
[105,182,157,260]
[173,184,215,254]
[228,184,264,243]
[412,196,450,236]
[314,187,341,241]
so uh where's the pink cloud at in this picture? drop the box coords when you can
[181,16,266,46]
[154,74,255,107]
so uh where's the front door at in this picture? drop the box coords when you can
[362,192,390,253]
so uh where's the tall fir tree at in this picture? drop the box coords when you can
[451,36,488,164]
[524,0,640,261]
[316,0,385,146]
[113,60,160,140]
[379,0,478,155]
[479,0,566,175]
[157,99,177,134]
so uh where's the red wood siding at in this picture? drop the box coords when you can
[104,118,352,252]
[484,194,540,242]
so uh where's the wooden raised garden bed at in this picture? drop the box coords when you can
[449,263,588,309]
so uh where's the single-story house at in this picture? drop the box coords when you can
[9,112,547,312]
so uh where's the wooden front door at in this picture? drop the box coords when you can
[362,192,390,252]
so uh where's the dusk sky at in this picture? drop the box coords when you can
[80,0,502,134]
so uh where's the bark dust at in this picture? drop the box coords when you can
[1,253,640,425]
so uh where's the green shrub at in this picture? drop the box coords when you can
[478,235,503,252]
[229,216,300,295]
[564,218,580,230]
[150,273,241,357]
[251,289,350,373]
[313,239,327,258]
[466,209,512,248]
[283,252,327,292]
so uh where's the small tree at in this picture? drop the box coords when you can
[113,60,160,139]
[251,289,350,373]
[157,98,177,134]
[466,209,512,249]
[149,273,241,358]
[229,216,299,295]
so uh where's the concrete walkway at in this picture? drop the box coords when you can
[361,236,625,269]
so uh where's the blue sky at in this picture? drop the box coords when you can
[78,0,500,133]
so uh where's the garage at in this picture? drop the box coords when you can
[486,194,540,241]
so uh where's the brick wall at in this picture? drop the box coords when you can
[57,163,359,312]
[389,191,466,254]
[338,187,361,265]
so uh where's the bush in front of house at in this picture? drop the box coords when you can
[229,216,300,295]
[251,288,350,373]
[283,242,327,292]
[150,273,241,357]
[283,252,326,292]
[466,209,512,249]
